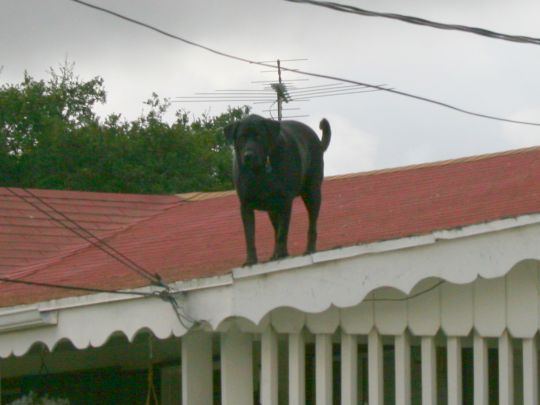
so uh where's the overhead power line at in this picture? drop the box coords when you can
[67,0,540,127]
[0,275,157,297]
[5,188,198,328]
[6,188,163,286]
[286,0,540,46]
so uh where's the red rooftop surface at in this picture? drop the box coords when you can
[0,146,539,307]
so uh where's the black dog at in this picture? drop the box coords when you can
[224,114,331,266]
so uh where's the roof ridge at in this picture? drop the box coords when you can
[176,145,540,199]
[0,187,181,202]
[326,145,540,181]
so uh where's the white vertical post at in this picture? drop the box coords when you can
[473,333,488,405]
[499,330,514,405]
[395,332,411,405]
[181,331,213,405]
[368,328,384,405]
[316,334,333,405]
[523,337,538,405]
[421,336,437,405]
[341,332,357,405]
[261,326,279,405]
[289,332,305,405]
[447,336,462,405]
[221,328,254,405]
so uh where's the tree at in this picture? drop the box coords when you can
[0,64,248,194]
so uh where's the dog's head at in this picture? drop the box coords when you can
[224,115,280,172]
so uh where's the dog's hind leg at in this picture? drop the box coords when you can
[271,202,293,260]
[268,210,280,258]
[302,187,321,255]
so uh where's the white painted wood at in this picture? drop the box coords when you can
[447,337,462,405]
[181,332,213,405]
[474,277,506,337]
[306,306,340,334]
[374,289,408,335]
[260,327,278,405]
[498,330,514,405]
[316,334,333,405]
[271,307,305,334]
[395,332,411,405]
[522,337,538,405]
[289,332,305,405]
[408,279,441,337]
[278,338,288,405]
[221,328,253,405]
[421,336,437,405]
[368,328,384,405]
[441,283,473,336]
[473,333,488,405]
[507,261,539,338]
[340,300,374,335]
[232,219,540,327]
[341,332,357,405]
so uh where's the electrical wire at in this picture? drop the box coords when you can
[5,188,198,329]
[286,0,540,46]
[0,276,157,297]
[364,281,445,302]
[6,187,163,286]
[4,185,446,323]
[67,0,540,127]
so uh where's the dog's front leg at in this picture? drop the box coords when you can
[241,204,257,266]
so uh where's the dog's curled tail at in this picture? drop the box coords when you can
[319,118,331,152]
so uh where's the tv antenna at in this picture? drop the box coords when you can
[174,57,386,120]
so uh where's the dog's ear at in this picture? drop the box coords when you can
[224,122,239,144]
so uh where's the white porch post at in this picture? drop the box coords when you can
[523,337,538,405]
[368,328,383,405]
[447,336,462,405]
[395,332,411,405]
[261,326,278,405]
[221,327,254,405]
[181,331,213,405]
[341,332,357,405]
[316,334,333,405]
[498,330,514,405]
[473,332,488,405]
[289,332,305,405]
[421,336,437,405]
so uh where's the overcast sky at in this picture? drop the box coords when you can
[2,0,539,176]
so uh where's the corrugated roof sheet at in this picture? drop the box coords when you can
[0,146,539,307]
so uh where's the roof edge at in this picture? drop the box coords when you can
[326,145,540,181]
[3,211,539,316]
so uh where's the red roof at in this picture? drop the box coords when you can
[0,146,539,307]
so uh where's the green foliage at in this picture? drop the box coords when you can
[0,64,248,194]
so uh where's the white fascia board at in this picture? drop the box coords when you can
[0,307,57,333]
[233,213,540,281]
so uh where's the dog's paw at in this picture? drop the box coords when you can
[242,258,258,267]
[270,252,289,261]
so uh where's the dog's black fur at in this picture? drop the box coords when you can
[224,114,331,266]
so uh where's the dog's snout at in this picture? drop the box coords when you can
[244,151,254,161]
[243,151,258,166]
